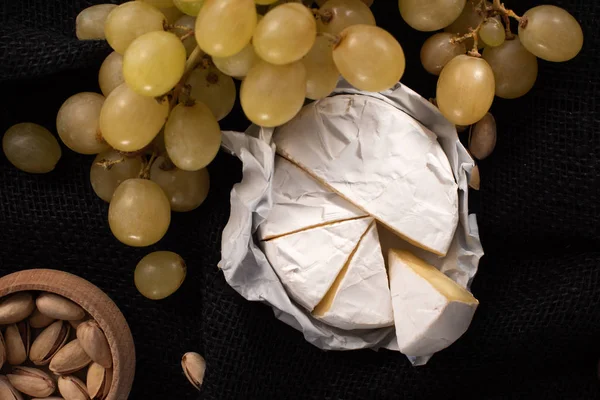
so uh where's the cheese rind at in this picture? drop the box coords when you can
[274,95,459,256]
[313,223,394,330]
[261,217,372,311]
[258,156,366,241]
[389,249,478,357]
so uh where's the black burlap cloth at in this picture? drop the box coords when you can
[1,1,599,399]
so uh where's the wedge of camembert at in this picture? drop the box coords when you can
[261,217,372,311]
[388,249,479,357]
[274,95,459,256]
[258,156,367,241]
[313,222,393,330]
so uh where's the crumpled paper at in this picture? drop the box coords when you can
[218,81,484,366]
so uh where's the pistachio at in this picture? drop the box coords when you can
[469,165,481,191]
[32,398,65,400]
[182,352,206,390]
[76,321,112,369]
[30,308,56,329]
[0,330,6,369]
[0,293,35,324]
[5,321,30,365]
[36,293,85,321]
[58,376,90,400]
[69,319,86,330]
[30,320,71,365]
[86,363,112,400]
[468,113,497,160]
[7,366,56,397]
[50,339,92,375]
[0,375,24,400]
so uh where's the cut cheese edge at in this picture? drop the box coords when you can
[389,249,478,357]
[258,156,366,241]
[274,95,459,256]
[261,217,373,311]
[313,222,393,330]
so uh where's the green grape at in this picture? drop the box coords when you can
[99,83,169,152]
[317,0,375,35]
[98,51,124,97]
[76,4,116,40]
[253,3,316,65]
[56,92,109,155]
[173,15,198,57]
[212,43,259,79]
[255,0,279,4]
[518,5,583,62]
[108,179,171,247]
[332,24,405,92]
[158,5,184,23]
[104,2,166,54]
[436,54,495,126]
[317,0,373,6]
[139,0,175,7]
[134,251,186,300]
[444,0,488,49]
[398,0,466,32]
[483,37,538,99]
[150,156,210,212]
[90,150,144,202]
[165,103,222,171]
[123,31,186,97]
[2,123,62,174]
[479,18,505,48]
[186,65,236,121]
[240,61,306,127]
[302,35,340,100]
[195,0,257,57]
[420,32,466,76]
[173,0,205,16]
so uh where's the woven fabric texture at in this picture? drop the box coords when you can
[1,1,599,399]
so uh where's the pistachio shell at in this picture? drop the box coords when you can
[7,366,56,397]
[29,308,56,329]
[30,320,71,365]
[0,330,6,369]
[469,165,481,191]
[36,293,85,321]
[5,321,30,365]
[50,339,92,375]
[69,319,86,330]
[0,375,24,400]
[77,321,112,368]
[58,375,90,400]
[86,362,112,400]
[0,293,35,324]
[181,352,206,390]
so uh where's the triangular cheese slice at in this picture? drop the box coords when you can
[262,217,372,311]
[313,223,393,330]
[388,249,478,357]
[258,156,367,241]
[274,95,459,256]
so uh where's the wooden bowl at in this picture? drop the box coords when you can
[0,269,135,400]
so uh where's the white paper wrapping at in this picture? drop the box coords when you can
[218,81,484,366]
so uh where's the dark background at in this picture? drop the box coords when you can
[1,0,599,399]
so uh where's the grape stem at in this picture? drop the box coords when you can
[169,46,204,110]
[317,32,341,46]
[451,21,484,57]
[139,150,158,180]
[95,157,125,170]
[179,30,195,42]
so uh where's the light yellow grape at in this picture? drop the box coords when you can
[150,156,210,212]
[444,0,487,49]
[104,2,166,54]
[76,4,116,40]
[99,83,169,152]
[2,123,61,174]
[134,251,186,300]
[56,92,109,155]
[398,0,466,32]
[302,36,340,100]
[436,55,495,126]
[173,0,205,16]
[518,5,583,62]
[173,15,198,56]
[186,65,236,121]
[479,18,505,48]
[165,103,222,171]
[240,61,306,127]
[332,24,405,92]
[195,0,257,57]
[212,43,259,79]
[139,0,175,7]
[317,0,375,35]
[317,0,373,6]
[253,3,316,65]
[123,31,186,97]
[98,51,124,97]
[255,0,278,4]
[420,32,465,76]
[109,179,171,247]
[483,37,538,99]
[158,5,184,23]
[90,150,143,202]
